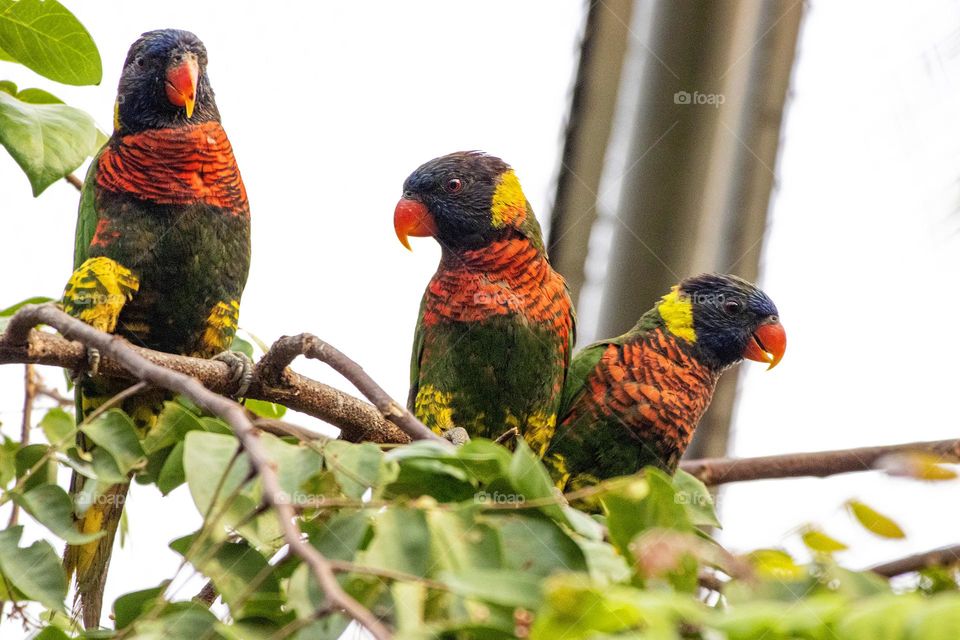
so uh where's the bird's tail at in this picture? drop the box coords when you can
[63,477,129,629]
[63,382,164,629]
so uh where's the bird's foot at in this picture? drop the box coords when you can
[213,351,255,398]
[73,347,101,383]
[443,427,470,446]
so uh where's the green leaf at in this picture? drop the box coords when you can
[508,438,566,523]
[40,407,75,446]
[243,398,287,419]
[746,548,806,582]
[801,527,848,554]
[112,584,165,629]
[0,436,17,485]
[16,442,56,492]
[157,440,186,494]
[846,500,905,539]
[0,89,98,195]
[231,335,254,357]
[183,431,251,516]
[836,593,920,640]
[0,44,13,61]
[672,469,720,528]
[360,507,431,577]
[0,295,53,315]
[0,0,101,85]
[907,593,960,640]
[492,512,587,577]
[324,439,387,499]
[129,602,223,639]
[171,535,286,623]
[81,409,146,474]
[12,483,102,544]
[142,401,205,455]
[442,568,543,609]
[0,525,66,611]
[15,86,61,103]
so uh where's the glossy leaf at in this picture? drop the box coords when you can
[81,409,146,474]
[0,0,101,84]
[12,483,102,544]
[0,83,98,194]
[847,500,906,539]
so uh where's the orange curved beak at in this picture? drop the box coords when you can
[394,198,437,251]
[165,55,199,118]
[743,319,786,370]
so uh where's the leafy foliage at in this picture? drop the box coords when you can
[0,391,956,638]
[0,0,101,194]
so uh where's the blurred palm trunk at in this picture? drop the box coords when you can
[549,0,804,459]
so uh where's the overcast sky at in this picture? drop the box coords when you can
[1,1,959,636]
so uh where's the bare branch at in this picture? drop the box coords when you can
[0,320,415,444]
[869,544,960,578]
[8,365,37,527]
[258,334,442,444]
[2,304,392,639]
[680,440,960,486]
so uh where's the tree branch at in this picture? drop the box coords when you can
[0,317,429,445]
[2,304,392,639]
[869,544,960,578]
[680,440,960,486]
[258,333,439,443]
[65,173,83,191]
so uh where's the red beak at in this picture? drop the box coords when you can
[742,319,786,370]
[394,198,437,251]
[165,55,199,118]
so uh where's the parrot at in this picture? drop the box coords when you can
[394,151,575,454]
[60,29,251,628]
[545,274,785,490]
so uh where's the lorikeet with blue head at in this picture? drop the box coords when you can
[545,274,785,490]
[394,152,575,454]
[60,29,250,628]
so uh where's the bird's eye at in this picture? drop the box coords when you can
[135,56,145,67]
[444,178,463,194]
[723,299,743,314]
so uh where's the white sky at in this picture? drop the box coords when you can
[1,0,958,635]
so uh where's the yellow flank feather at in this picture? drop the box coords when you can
[414,384,457,433]
[520,410,556,458]
[201,300,241,355]
[658,286,697,343]
[61,257,139,332]
[490,170,527,229]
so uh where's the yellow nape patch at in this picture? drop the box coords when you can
[414,384,456,433]
[658,286,697,343]
[113,98,121,132]
[520,410,557,458]
[491,170,527,229]
[545,452,570,490]
[62,257,139,333]
[201,300,241,356]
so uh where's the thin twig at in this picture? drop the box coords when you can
[869,544,960,578]
[3,304,392,639]
[258,334,443,444]
[8,365,37,527]
[680,440,960,486]
[65,174,83,191]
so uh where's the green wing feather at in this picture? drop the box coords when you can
[406,295,428,411]
[73,148,104,270]
[558,341,606,418]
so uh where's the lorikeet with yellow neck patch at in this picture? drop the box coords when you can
[394,152,574,454]
[545,274,785,490]
[61,29,250,628]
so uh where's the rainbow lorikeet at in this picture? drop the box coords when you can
[394,152,575,454]
[545,274,785,490]
[60,30,250,628]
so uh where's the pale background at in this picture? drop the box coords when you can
[0,0,958,635]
